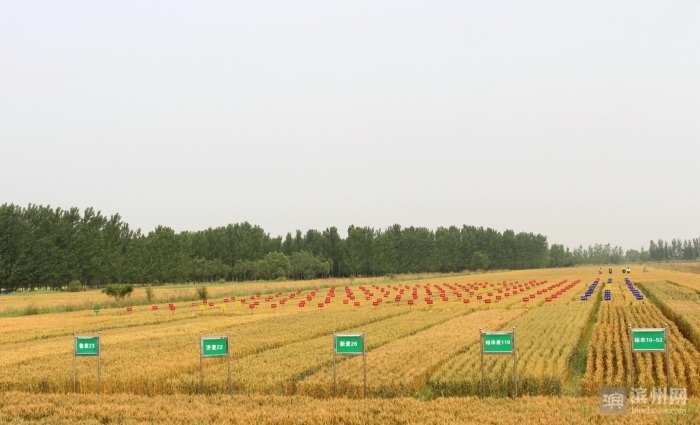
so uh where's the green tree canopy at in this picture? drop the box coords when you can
[102,284,134,301]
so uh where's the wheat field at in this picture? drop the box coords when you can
[0,265,698,423]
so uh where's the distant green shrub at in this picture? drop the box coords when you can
[68,280,82,292]
[145,285,155,303]
[196,286,208,300]
[102,284,134,301]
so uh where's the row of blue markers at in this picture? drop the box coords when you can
[579,278,644,301]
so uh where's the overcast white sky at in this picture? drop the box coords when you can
[1,1,698,251]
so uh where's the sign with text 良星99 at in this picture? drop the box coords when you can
[482,332,514,354]
[201,336,228,357]
[335,334,363,355]
[75,336,100,356]
[631,328,666,352]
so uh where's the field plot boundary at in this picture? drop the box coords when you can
[296,308,526,398]
[233,307,476,396]
[583,279,700,396]
[565,280,603,396]
[637,281,700,351]
[429,292,597,397]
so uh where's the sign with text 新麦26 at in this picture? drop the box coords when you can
[75,336,100,356]
[335,334,363,355]
[482,332,514,354]
[201,337,228,357]
[631,328,666,352]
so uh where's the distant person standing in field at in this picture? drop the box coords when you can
[599,268,602,274]
[609,267,613,274]
[627,266,631,273]
[643,266,648,272]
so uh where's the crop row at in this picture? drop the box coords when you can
[0,303,408,393]
[295,308,526,398]
[429,293,596,396]
[582,279,700,396]
[637,280,700,351]
[0,303,471,395]
[5,391,698,425]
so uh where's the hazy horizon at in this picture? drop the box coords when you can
[2,1,698,252]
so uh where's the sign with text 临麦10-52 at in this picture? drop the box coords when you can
[631,328,666,352]
[201,336,228,357]
[335,334,363,355]
[75,335,100,356]
[482,331,514,354]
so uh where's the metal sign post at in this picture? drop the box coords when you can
[629,325,670,393]
[73,333,101,394]
[363,329,366,398]
[199,332,231,394]
[480,327,517,399]
[333,330,366,398]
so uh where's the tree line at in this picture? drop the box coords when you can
[0,204,698,290]
[548,238,700,267]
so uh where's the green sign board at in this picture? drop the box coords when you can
[75,336,100,356]
[201,337,228,357]
[335,334,363,355]
[483,332,514,354]
[631,328,666,352]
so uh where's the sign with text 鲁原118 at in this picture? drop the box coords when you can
[201,336,228,357]
[631,328,666,352]
[482,331,514,354]
[335,334,363,355]
[75,335,100,356]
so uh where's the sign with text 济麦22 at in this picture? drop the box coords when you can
[334,334,364,355]
[631,328,666,352]
[74,335,100,356]
[201,336,228,357]
[482,331,514,354]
